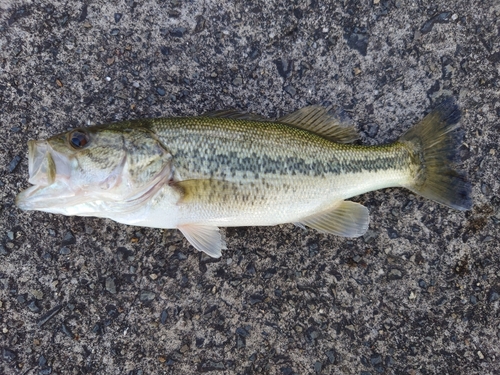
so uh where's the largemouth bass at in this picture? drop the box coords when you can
[16,99,471,257]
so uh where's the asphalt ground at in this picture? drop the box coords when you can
[1,1,499,374]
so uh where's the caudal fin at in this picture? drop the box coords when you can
[400,98,472,211]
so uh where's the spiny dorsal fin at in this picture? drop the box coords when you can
[278,106,359,143]
[298,201,369,237]
[202,109,269,121]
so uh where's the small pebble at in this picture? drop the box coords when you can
[488,290,499,302]
[170,27,186,37]
[363,230,378,243]
[30,289,43,300]
[28,300,41,313]
[59,247,71,255]
[262,268,276,279]
[387,268,403,280]
[370,354,382,365]
[61,322,74,338]
[481,182,491,195]
[8,155,22,173]
[248,294,263,305]
[387,228,399,239]
[160,310,168,324]
[236,327,250,337]
[38,355,47,366]
[365,124,379,138]
[2,348,17,362]
[105,277,117,294]
[140,290,156,303]
[232,76,243,86]
[61,231,76,246]
[325,350,335,364]
[237,335,245,349]
[284,84,296,97]
[156,87,166,96]
[314,361,322,373]
[160,46,169,56]
[482,236,494,243]
[114,13,122,23]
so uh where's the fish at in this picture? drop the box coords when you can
[16,99,472,258]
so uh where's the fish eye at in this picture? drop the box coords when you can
[69,130,90,149]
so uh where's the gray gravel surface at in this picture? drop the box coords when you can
[1,1,499,374]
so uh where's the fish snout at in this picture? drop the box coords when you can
[28,140,56,186]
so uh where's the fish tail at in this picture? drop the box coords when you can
[399,98,472,211]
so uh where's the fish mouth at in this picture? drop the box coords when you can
[16,139,172,216]
[16,140,77,212]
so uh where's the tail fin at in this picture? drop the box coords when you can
[400,98,472,211]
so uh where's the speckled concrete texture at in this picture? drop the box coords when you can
[1,1,499,374]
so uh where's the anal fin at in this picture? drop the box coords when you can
[298,201,369,237]
[178,224,226,258]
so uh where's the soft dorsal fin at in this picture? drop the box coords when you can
[298,201,369,237]
[202,109,269,121]
[278,106,359,143]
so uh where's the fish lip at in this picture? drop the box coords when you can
[17,139,77,211]
[16,184,48,211]
[28,139,52,185]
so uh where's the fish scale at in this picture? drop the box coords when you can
[158,119,403,189]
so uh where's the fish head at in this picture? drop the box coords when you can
[16,125,172,216]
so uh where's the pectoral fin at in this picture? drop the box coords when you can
[172,179,224,203]
[172,179,244,205]
[178,224,226,258]
[298,201,369,237]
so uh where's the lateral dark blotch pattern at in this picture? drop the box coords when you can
[173,148,408,179]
